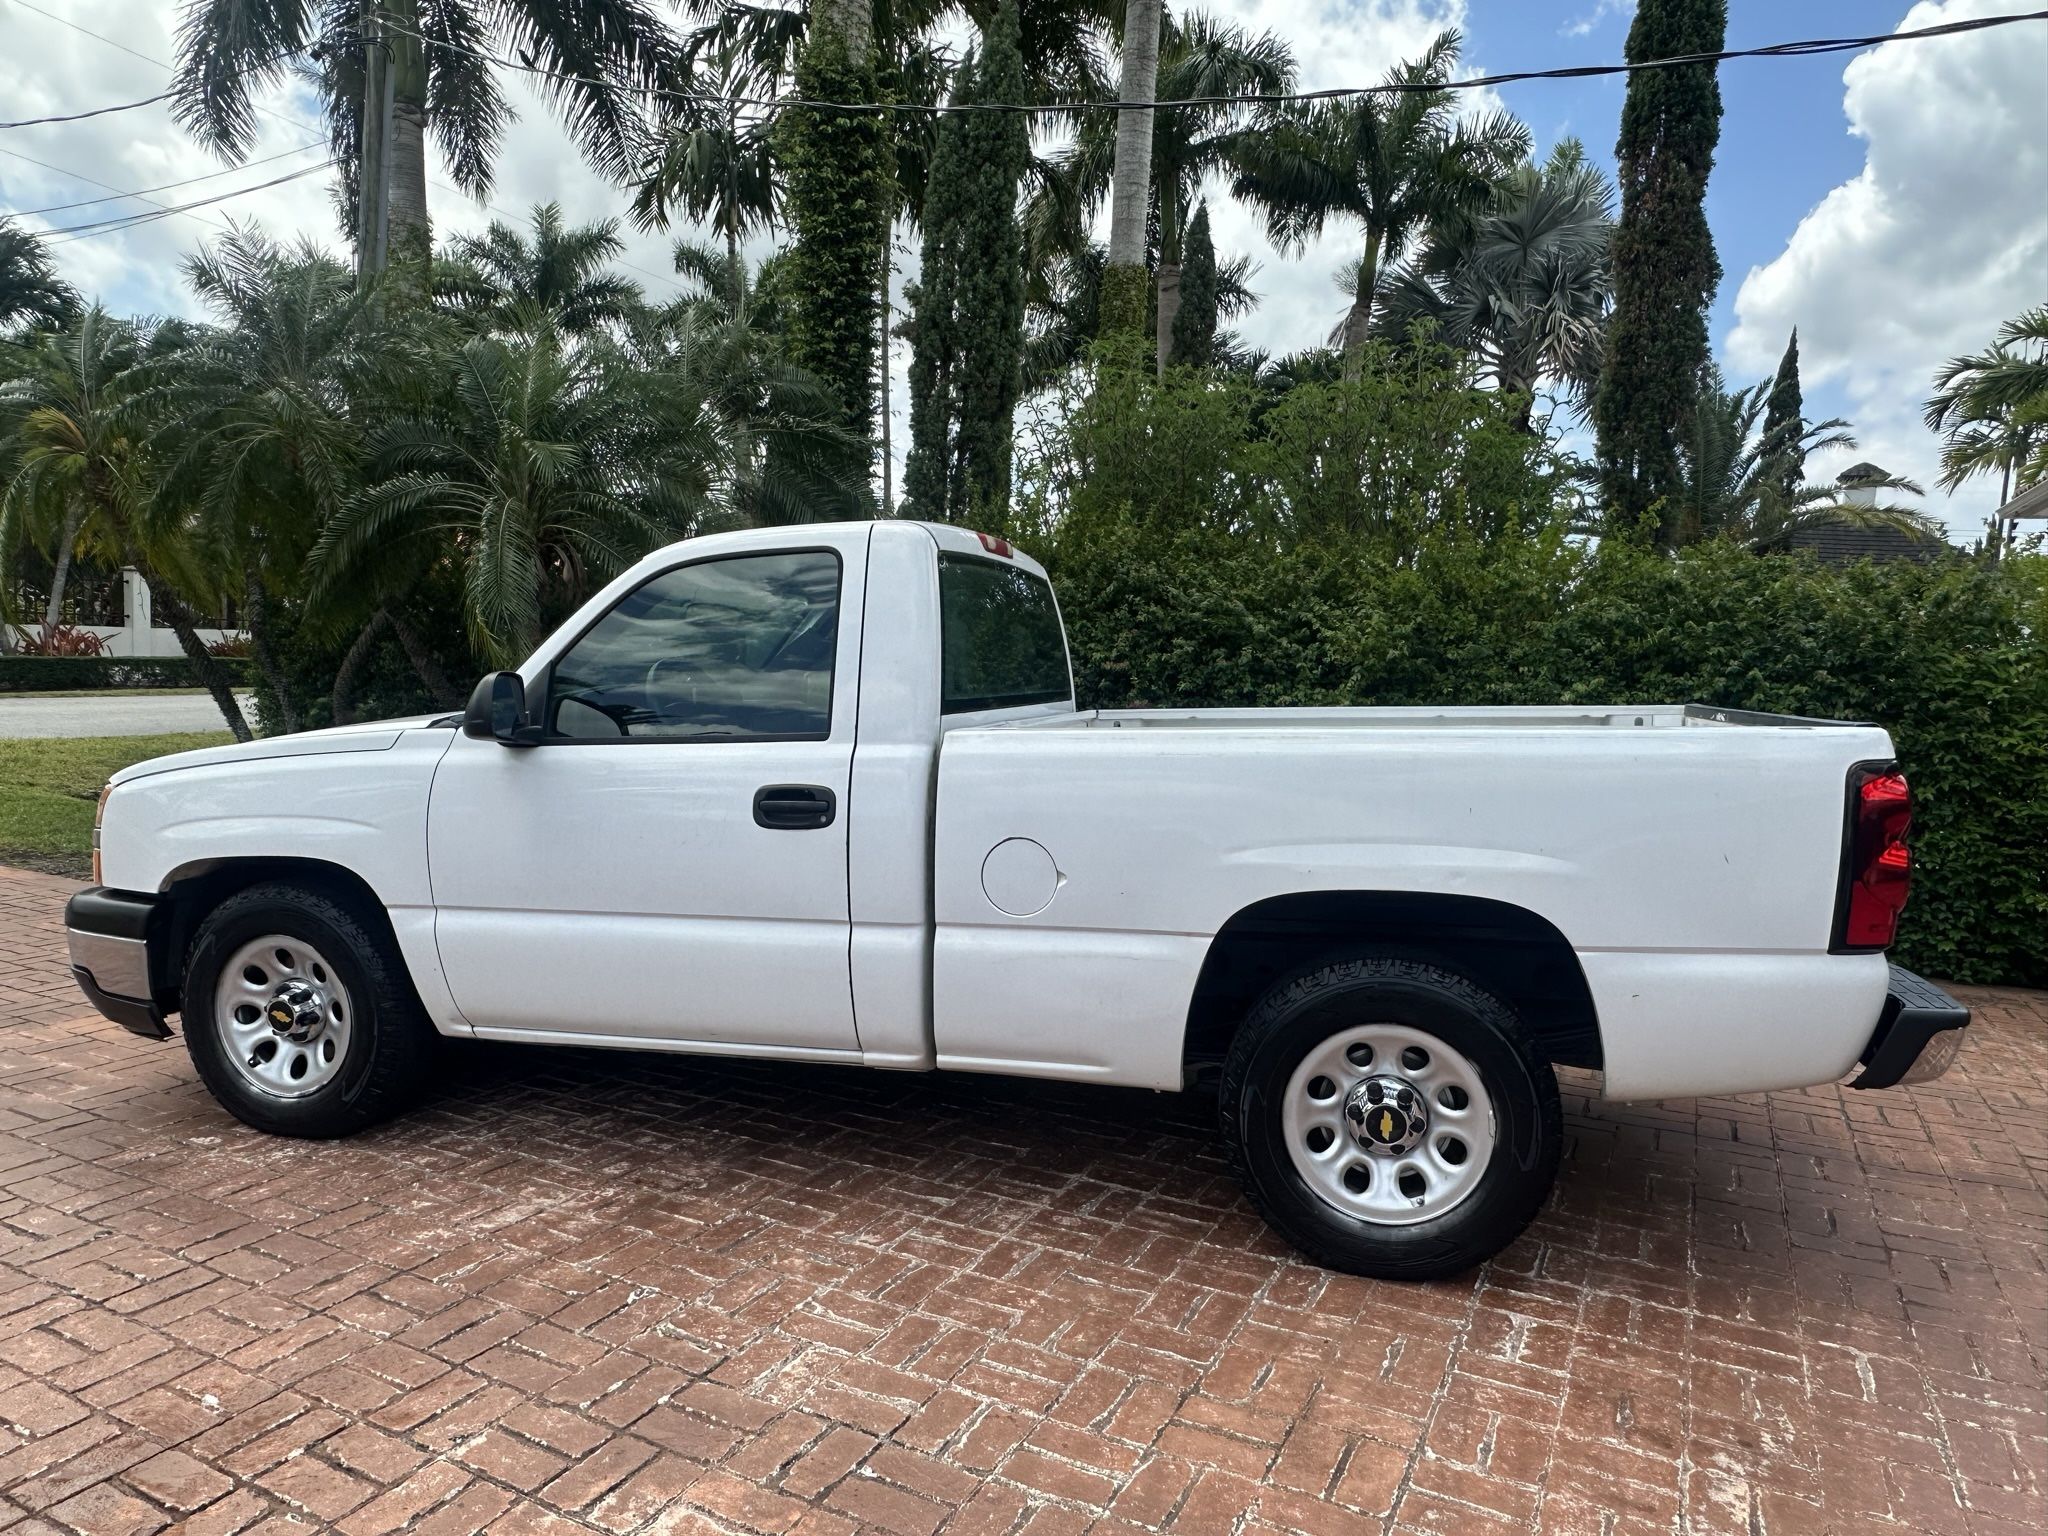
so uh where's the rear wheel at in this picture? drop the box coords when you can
[1221,954,1561,1280]
[181,882,432,1137]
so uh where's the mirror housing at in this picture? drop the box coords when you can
[462,671,542,747]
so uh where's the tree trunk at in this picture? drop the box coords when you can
[390,612,461,707]
[42,503,85,629]
[385,0,431,279]
[330,607,391,727]
[137,563,251,742]
[1154,178,1180,376]
[819,0,872,61]
[243,567,299,734]
[1102,0,1163,339]
[1340,226,1384,379]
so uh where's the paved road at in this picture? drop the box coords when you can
[1,859,2041,1536]
[0,690,254,738]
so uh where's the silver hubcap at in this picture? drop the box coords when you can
[1282,1023,1497,1225]
[214,935,353,1099]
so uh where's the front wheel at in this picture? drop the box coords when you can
[181,882,432,1138]
[1221,955,1562,1280]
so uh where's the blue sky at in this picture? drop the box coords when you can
[3,0,2044,537]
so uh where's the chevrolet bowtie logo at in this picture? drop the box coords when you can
[1378,1109,1398,1141]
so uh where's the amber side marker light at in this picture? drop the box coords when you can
[92,783,112,885]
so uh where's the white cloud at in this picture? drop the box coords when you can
[1560,1,1634,41]
[1726,0,2048,539]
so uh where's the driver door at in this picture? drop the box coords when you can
[427,535,865,1054]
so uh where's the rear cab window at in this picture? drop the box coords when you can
[938,553,1073,715]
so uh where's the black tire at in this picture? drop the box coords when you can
[1220,953,1561,1280]
[181,881,432,1138]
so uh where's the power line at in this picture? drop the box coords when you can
[382,8,2048,118]
[14,6,2038,132]
[0,144,236,237]
[0,34,315,130]
[43,161,336,243]
[10,140,329,216]
[7,0,334,143]
[6,0,179,71]
[0,0,316,129]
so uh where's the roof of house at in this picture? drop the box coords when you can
[1785,522,1948,565]
[1996,478,2048,521]
[1836,461,1891,486]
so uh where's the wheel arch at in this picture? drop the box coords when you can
[147,856,399,1011]
[1183,891,1601,1081]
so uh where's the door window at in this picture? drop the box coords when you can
[547,550,840,740]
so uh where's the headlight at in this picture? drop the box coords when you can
[93,783,112,885]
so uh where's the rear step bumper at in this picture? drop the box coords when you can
[1850,964,1969,1090]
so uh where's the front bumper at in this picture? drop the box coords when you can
[1849,963,1968,1090]
[65,887,171,1040]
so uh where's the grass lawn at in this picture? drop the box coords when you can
[0,733,231,877]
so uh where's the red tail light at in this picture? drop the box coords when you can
[1836,766,1912,950]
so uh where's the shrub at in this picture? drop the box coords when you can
[1048,521,2048,987]
[0,655,253,691]
[9,623,111,657]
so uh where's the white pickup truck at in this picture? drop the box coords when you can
[66,520,1969,1278]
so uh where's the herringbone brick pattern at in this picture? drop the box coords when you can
[1,863,2042,1535]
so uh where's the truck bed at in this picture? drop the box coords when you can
[930,701,1895,1101]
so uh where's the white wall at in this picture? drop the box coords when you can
[4,568,246,659]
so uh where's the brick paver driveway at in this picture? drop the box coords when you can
[1,865,2042,1536]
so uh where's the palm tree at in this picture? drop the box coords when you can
[1925,305,2048,551]
[435,204,643,337]
[172,1,686,263]
[0,219,79,336]
[1379,139,1614,429]
[642,242,867,526]
[1232,30,1530,375]
[313,321,728,666]
[147,229,387,730]
[1054,11,1293,375]
[1675,368,1937,553]
[628,5,794,281]
[0,309,253,736]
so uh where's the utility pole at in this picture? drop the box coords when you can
[354,0,394,284]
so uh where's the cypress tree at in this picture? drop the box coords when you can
[778,8,891,446]
[1761,328,1805,501]
[1169,203,1218,368]
[1594,0,1728,545]
[902,0,1030,523]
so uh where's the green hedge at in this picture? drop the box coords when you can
[1050,521,2048,988]
[0,655,253,692]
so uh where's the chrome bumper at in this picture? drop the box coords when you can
[1849,964,1969,1090]
[65,888,171,1040]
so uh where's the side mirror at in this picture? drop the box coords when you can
[462,671,542,747]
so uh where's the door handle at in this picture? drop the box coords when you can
[753,784,836,830]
